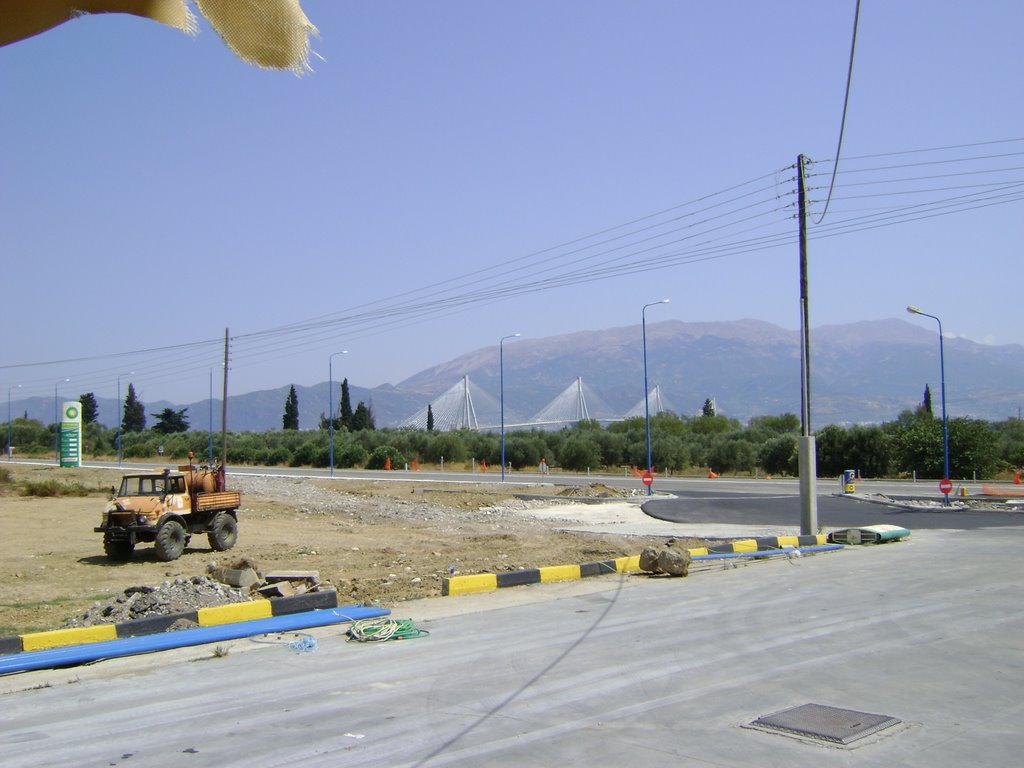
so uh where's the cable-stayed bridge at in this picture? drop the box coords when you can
[622,385,677,419]
[398,377,675,431]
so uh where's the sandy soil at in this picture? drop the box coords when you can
[0,464,702,636]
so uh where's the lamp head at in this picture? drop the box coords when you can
[906,305,923,315]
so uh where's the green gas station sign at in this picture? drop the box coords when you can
[60,401,81,467]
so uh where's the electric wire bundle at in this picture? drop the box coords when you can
[346,617,429,642]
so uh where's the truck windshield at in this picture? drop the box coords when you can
[118,476,167,496]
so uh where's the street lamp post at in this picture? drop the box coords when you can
[643,299,670,495]
[54,378,69,464]
[500,333,520,482]
[116,372,133,467]
[907,305,950,505]
[328,350,348,478]
[7,384,21,461]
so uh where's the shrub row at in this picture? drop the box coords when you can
[4,410,1022,479]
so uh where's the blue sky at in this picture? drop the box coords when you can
[2,1,1022,408]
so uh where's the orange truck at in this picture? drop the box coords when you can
[95,458,241,562]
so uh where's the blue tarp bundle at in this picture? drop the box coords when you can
[0,605,390,676]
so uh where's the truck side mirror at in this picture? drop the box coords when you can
[109,485,116,499]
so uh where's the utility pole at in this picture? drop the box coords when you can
[797,155,818,536]
[798,156,811,433]
[221,328,229,468]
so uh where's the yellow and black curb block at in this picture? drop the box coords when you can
[691,534,827,556]
[442,557,640,596]
[441,535,829,597]
[0,590,338,656]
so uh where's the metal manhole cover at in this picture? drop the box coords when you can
[750,703,901,745]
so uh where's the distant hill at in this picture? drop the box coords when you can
[393,318,1024,426]
[12,319,1024,430]
[15,382,421,434]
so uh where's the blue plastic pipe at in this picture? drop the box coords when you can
[0,605,390,676]
[693,544,844,561]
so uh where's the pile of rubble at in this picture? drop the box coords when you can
[63,576,250,628]
[62,560,331,629]
[556,483,634,498]
[206,560,328,599]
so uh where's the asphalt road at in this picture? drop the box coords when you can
[644,488,1024,531]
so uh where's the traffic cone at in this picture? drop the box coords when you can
[384,456,391,471]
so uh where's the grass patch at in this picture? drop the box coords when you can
[0,593,115,610]
[19,480,93,498]
[3,626,39,637]
[0,594,115,637]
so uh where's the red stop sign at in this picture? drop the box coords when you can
[939,478,953,494]
[642,471,654,486]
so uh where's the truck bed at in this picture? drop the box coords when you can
[195,490,242,512]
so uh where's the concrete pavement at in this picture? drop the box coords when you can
[2,496,1022,767]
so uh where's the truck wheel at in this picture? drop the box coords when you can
[155,520,187,561]
[104,536,134,561]
[208,512,238,551]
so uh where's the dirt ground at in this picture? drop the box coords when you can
[0,464,702,637]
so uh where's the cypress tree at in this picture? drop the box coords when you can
[352,401,375,431]
[122,383,146,432]
[283,385,299,430]
[79,392,99,424]
[340,378,353,430]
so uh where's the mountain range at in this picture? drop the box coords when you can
[12,319,1024,431]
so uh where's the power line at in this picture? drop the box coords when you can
[817,136,1024,164]
[809,149,1024,178]
[5,140,1024,401]
[813,0,861,225]
[235,170,786,343]
[0,337,220,373]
